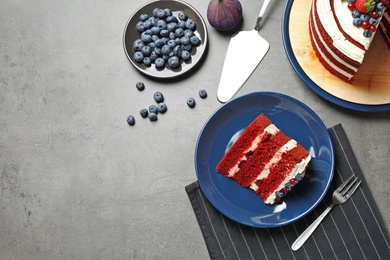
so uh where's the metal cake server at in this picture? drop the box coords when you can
[217,0,271,103]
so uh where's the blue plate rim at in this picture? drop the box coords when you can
[195,92,335,228]
[282,0,390,112]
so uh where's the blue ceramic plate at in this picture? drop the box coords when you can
[282,0,390,112]
[195,92,334,228]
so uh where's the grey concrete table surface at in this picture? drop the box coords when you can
[0,0,388,259]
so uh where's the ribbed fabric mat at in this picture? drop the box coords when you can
[186,124,390,260]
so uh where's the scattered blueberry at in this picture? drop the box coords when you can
[187,97,196,108]
[148,112,158,121]
[136,81,145,91]
[153,92,164,103]
[199,89,207,99]
[157,102,168,113]
[126,115,135,126]
[149,105,158,114]
[140,108,148,118]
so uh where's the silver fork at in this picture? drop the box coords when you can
[291,175,361,251]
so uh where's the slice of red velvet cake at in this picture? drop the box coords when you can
[216,114,312,205]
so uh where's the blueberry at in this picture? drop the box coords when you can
[161,45,171,55]
[157,102,167,113]
[140,108,148,118]
[168,39,176,48]
[153,92,164,103]
[190,35,200,46]
[160,29,169,37]
[369,18,378,26]
[167,22,178,32]
[149,105,158,114]
[185,19,196,30]
[173,45,183,57]
[175,28,185,38]
[141,32,152,43]
[178,12,188,21]
[187,97,196,108]
[295,173,304,181]
[140,13,149,22]
[157,20,167,30]
[143,20,152,30]
[360,14,370,21]
[180,36,190,45]
[168,56,180,69]
[182,44,192,52]
[199,89,207,98]
[126,115,135,126]
[152,8,160,17]
[143,57,152,66]
[135,21,145,33]
[141,45,152,56]
[134,51,144,63]
[181,50,190,61]
[148,17,158,27]
[166,16,178,23]
[133,39,145,51]
[353,18,362,27]
[363,29,373,38]
[351,10,360,18]
[178,21,186,29]
[275,191,284,198]
[136,81,145,91]
[164,8,172,17]
[155,57,165,68]
[285,183,293,190]
[148,112,158,121]
[150,26,161,35]
[156,9,166,19]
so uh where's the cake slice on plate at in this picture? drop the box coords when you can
[216,113,312,205]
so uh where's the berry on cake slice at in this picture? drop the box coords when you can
[355,0,376,13]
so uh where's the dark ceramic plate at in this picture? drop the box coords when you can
[123,0,208,78]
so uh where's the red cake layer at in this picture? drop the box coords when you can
[216,114,311,205]
[216,114,271,177]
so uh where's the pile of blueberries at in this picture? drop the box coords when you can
[126,81,207,126]
[133,8,201,69]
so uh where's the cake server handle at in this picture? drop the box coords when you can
[254,0,271,31]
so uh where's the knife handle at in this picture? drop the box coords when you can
[255,0,271,31]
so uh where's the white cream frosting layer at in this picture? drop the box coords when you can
[316,0,366,63]
[227,124,279,177]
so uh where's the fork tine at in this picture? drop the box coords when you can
[340,176,358,196]
[336,175,354,193]
[345,179,361,199]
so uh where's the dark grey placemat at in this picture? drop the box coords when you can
[186,124,390,260]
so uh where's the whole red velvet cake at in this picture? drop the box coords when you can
[216,114,312,205]
[309,0,390,83]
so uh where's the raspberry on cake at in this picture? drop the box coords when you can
[216,114,312,205]
[309,0,389,83]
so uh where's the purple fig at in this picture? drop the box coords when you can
[207,0,243,31]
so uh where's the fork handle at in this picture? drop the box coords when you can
[291,202,336,251]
